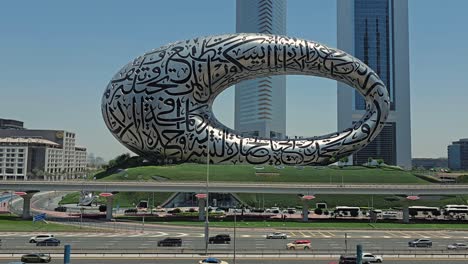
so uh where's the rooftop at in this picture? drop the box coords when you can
[0,137,60,146]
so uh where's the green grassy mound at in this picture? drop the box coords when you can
[97,164,428,184]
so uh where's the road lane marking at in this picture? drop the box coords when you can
[148,232,168,237]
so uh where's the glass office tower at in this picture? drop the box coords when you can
[337,0,412,168]
[235,0,286,139]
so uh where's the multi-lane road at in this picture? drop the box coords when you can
[1,229,468,253]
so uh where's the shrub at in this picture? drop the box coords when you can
[98,205,107,212]
[314,208,323,215]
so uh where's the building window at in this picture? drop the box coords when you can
[18,154,24,157]
[6,168,14,174]
[17,168,23,174]
[18,149,24,153]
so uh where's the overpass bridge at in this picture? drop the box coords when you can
[2,180,468,195]
[3,181,468,221]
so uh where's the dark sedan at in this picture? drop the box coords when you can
[36,238,60,247]
[21,253,51,263]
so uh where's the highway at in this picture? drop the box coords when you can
[2,230,468,253]
[0,257,467,264]
[4,180,468,194]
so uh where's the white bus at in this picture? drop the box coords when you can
[408,206,439,218]
[334,206,361,217]
[443,205,468,217]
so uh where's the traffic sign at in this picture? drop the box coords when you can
[302,195,316,200]
[195,193,207,199]
[406,195,420,201]
[33,213,46,222]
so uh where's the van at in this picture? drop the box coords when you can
[382,211,398,219]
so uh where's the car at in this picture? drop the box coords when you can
[54,206,67,212]
[157,238,182,247]
[21,253,51,263]
[408,238,432,247]
[339,255,357,264]
[266,232,287,239]
[338,255,371,264]
[199,257,229,264]
[29,234,54,243]
[266,207,280,213]
[286,239,311,250]
[447,243,468,250]
[362,252,383,263]
[36,238,60,246]
[209,234,231,244]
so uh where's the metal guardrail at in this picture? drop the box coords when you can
[1,250,468,259]
[4,180,468,195]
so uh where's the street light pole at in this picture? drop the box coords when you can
[233,211,237,264]
[204,140,210,255]
[9,191,12,216]
[345,232,348,253]
[80,207,83,229]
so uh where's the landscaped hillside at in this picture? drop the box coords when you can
[96,164,429,184]
[62,164,436,209]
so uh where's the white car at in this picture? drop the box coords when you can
[199,257,228,264]
[266,207,280,213]
[266,232,287,239]
[447,243,468,250]
[29,234,54,243]
[286,239,311,250]
[362,252,383,263]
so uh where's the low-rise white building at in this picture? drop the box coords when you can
[0,138,62,180]
[0,130,87,180]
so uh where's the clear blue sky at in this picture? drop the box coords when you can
[1,0,467,161]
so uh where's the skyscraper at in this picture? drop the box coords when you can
[235,0,286,139]
[337,0,412,168]
[448,139,468,170]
